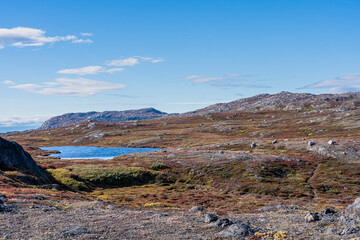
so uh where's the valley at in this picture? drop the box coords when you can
[1,92,360,239]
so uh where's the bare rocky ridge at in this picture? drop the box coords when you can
[38,92,360,130]
[185,91,360,114]
[38,108,168,130]
[0,137,48,181]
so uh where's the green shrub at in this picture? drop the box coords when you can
[150,162,167,170]
[46,168,88,191]
[47,165,158,190]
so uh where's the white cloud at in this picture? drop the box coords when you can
[9,78,126,97]
[107,57,140,67]
[72,39,93,44]
[302,74,360,93]
[107,56,163,67]
[184,73,270,88]
[0,27,92,49]
[80,32,93,36]
[103,68,124,73]
[1,80,14,85]
[184,75,224,83]
[11,83,41,90]
[0,115,51,127]
[57,66,124,75]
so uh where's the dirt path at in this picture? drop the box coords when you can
[306,162,319,199]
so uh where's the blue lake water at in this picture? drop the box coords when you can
[40,146,161,160]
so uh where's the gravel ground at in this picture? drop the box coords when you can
[1,200,358,240]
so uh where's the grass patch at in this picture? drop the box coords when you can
[150,162,167,170]
[47,165,158,190]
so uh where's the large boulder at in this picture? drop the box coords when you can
[0,137,48,181]
[219,223,254,238]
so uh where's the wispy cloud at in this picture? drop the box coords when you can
[185,75,224,83]
[107,56,164,67]
[57,66,124,75]
[0,115,51,127]
[1,80,14,85]
[9,78,125,97]
[80,32,93,37]
[0,27,92,49]
[302,74,360,93]
[183,74,270,88]
[211,81,270,88]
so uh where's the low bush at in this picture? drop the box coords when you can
[150,162,167,170]
[47,165,158,190]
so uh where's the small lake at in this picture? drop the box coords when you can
[40,146,161,160]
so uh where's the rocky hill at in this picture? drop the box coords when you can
[186,91,360,115]
[0,137,48,181]
[38,108,168,130]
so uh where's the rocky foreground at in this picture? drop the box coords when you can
[1,197,360,239]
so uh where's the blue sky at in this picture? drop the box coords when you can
[0,0,359,131]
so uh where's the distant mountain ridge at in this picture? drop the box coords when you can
[186,91,360,115]
[38,108,168,130]
[38,92,360,130]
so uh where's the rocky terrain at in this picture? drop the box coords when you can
[187,91,360,114]
[2,91,360,239]
[38,108,168,130]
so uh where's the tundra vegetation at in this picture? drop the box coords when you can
[2,92,360,239]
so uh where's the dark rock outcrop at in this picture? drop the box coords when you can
[0,137,48,181]
[39,108,168,130]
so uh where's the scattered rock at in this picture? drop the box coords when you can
[250,142,257,148]
[58,227,90,238]
[325,228,338,235]
[153,213,169,217]
[205,213,218,223]
[308,141,315,146]
[210,217,233,228]
[189,206,203,212]
[346,197,360,221]
[272,139,278,144]
[305,212,319,222]
[340,226,360,235]
[320,208,336,215]
[106,204,115,210]
[219,223,254,238]
[219,150,224,154]
[328,140,336,145]
[167,154,176,159]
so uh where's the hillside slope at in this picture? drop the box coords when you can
[38,108,168,130]
[186,91,360,114]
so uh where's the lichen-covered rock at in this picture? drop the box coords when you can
[308,141,315,146]
[346,197,360,221]
[0,137,48,181]
[205,213,218,223]
[189,206,203,212]
[219,223,254,238]
[210,217,233,228]
[305,212,319,222]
